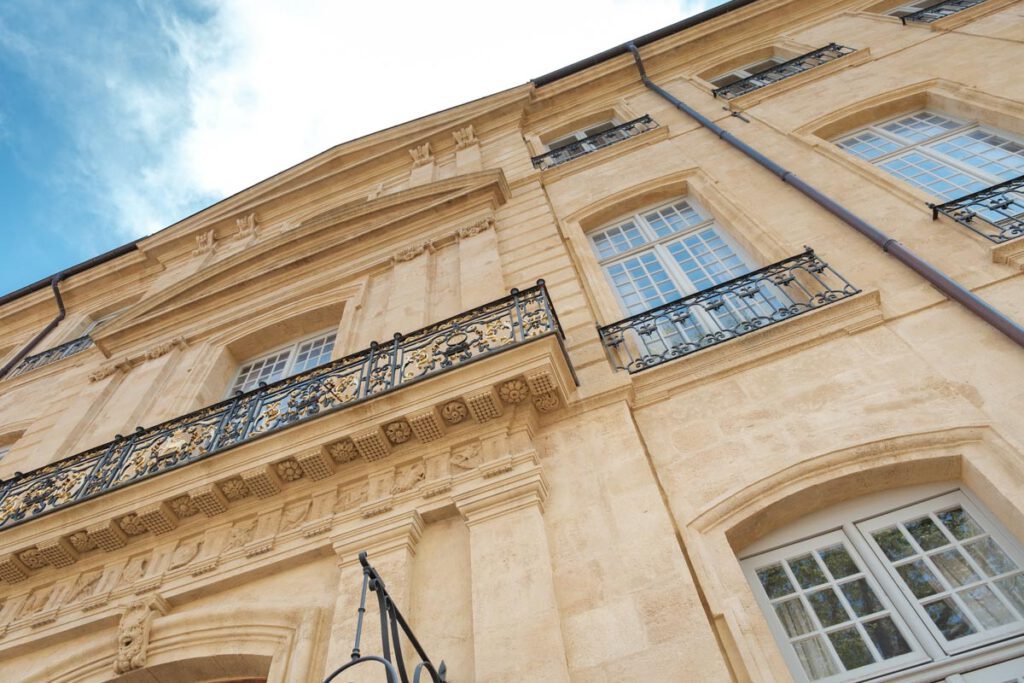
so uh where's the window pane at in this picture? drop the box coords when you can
[821,544,859,579]
[775,598,815,637]
[929,129,1024,180]
[924,597,976,640]
[293,332,336,373]
[808,587,850,627]
[837,130,903,161]
[863,617,912,659]
[879,151,988,201]
[996,574,1024,616]
[828,627,875,671]
[965,537,1018,576]
[790,554,828,589]
[605,252,681,315]
[873,527,915,561]
[758,563,795,598]
[591,220,648,259]
[881,112,962,143]
[896,559,943,598]
[841,578,884,617]
[957,585,1015,628]
[937,507,985,540]
[793,636,840,680]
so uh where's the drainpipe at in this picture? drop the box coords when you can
[0,276,67,380]
[626,43,1024,348]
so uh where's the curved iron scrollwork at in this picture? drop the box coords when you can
[929,174,1024,243]
[0,283,567,530]
[530,115,658,170]
[324,552,447,683]
[712,44,856,100]
[597,248,860,374]
[5,335,93,379]
[900,0,987,23]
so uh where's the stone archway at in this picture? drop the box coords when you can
[105,654,271,683]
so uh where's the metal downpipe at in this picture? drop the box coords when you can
[0,276,67,380]
[626,43,1024,348]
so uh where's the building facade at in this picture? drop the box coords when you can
[1,0,1023,680]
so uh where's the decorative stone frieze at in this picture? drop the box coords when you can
[295,448,336,480]
[136,502,178,536]
[532,391,560,413]
[89,337,187,382]
[35,538,78,568]
[352,427,391,462]
[118,514,148,537]
[441,400,468,424]
[68,530,96,553]
[0,553,29,583]
[167,495,198,519]
[235,212,258,239]
[276,459,303,482]
[327,438,358,464]
[189,483,229,516]
[407,407,445,442]
[384,420,412,444]
[113,594,169,674]
[455,216,494,240]
[464,387,503,422]
[391,463,425,494]
[18,548,47,570]
[87,520,128,552]
[393,242,432,263]
[191,229,216,257]
[219,477,251,502]
[240,465,283,499]
[498,378,529,404]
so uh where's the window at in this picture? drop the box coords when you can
[81,309,123,337]
[545,121,619,152]
[709,56,785,89]
[886,0,944,17]
[835,111,1024,202]
[228,330,336,395]
[0,446,9,463]
[742,489,1024,683]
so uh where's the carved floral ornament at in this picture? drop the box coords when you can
[89,336,188,382]
[390,216,495,263]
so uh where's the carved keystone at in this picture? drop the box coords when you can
[352,427,392,462]
[189,483,228,516]
[36,537,79,567]
[136,502,179,536]
[240,465,283,499]
[113,594,169,674]
[86,520,129,552]
[295,447,336,481]
[0,553,29,583]
[407,407,446,443]
[464,387,503,423]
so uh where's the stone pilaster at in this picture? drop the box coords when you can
[457,218,505,308]
[323,510,423,683]
[454,467,570,683]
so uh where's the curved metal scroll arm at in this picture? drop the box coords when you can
[323,551,447,683]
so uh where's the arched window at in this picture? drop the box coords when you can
[740,487,1024,682]
[834,110,1024,202]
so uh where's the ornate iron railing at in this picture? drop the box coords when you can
[597,249,859,374]
[0,283,566,530]
[4,335,93,379]
[901,0,987,23]
[324,552,447,683]
[531,115,658,170]
[929,174,1024,244]
[712,44,856,100]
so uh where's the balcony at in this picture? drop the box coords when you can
[597,249,860,374]
[901,0,987,23]
[0,283,570,532]
[4,335,93,380]
[712,44,856,100]
[531,115,658,170]
[930,174,1024,244]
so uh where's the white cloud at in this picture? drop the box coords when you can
[13,1,721,239]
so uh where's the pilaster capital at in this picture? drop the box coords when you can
[330,509,424,567]
[453,466,548,526]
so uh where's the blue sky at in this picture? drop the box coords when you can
[0,0,721,295]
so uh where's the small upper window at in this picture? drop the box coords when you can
[708,57,785,88]
[228,330,336,395]
[886,0,944,17]
[545,121,618,151]
[81,309,123,337]
[742,489,1024,683]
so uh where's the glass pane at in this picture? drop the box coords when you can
[840,578,884,617]
[828,627,875,670]
[820,545,858,579]
[958,585,1015,628]
[936,507,985,541]
[996,574,1024,616]
[790,554,827,588]
[873,527,915,561]
[758,564,795,598]
[896,559,944,598]
[879,151,988,201]
[837,130,902,161]
[905,517,950,550]
[775,598,815,637]
[965,537,1018,577]
[863,617,912,659]
[808,587,850,627]
[924,597,977,640]
[793,636,840,680]
[881,112,961,143]
[930,548,982,587]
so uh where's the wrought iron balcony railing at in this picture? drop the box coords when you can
[712,44,856,100]
[4,335,93,380]
[531,115,658,170]
[597,249,860,374]
[929,174,1024,244]
[901,0,987,23]
[0,283,565,530]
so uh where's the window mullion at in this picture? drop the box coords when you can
[846,521,947,661]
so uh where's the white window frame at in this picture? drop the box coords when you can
[741,486,1024,683]
[885,0,944,17]
[708,56,785,88]
[834,110,1024,202]
[227,329,337,397]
